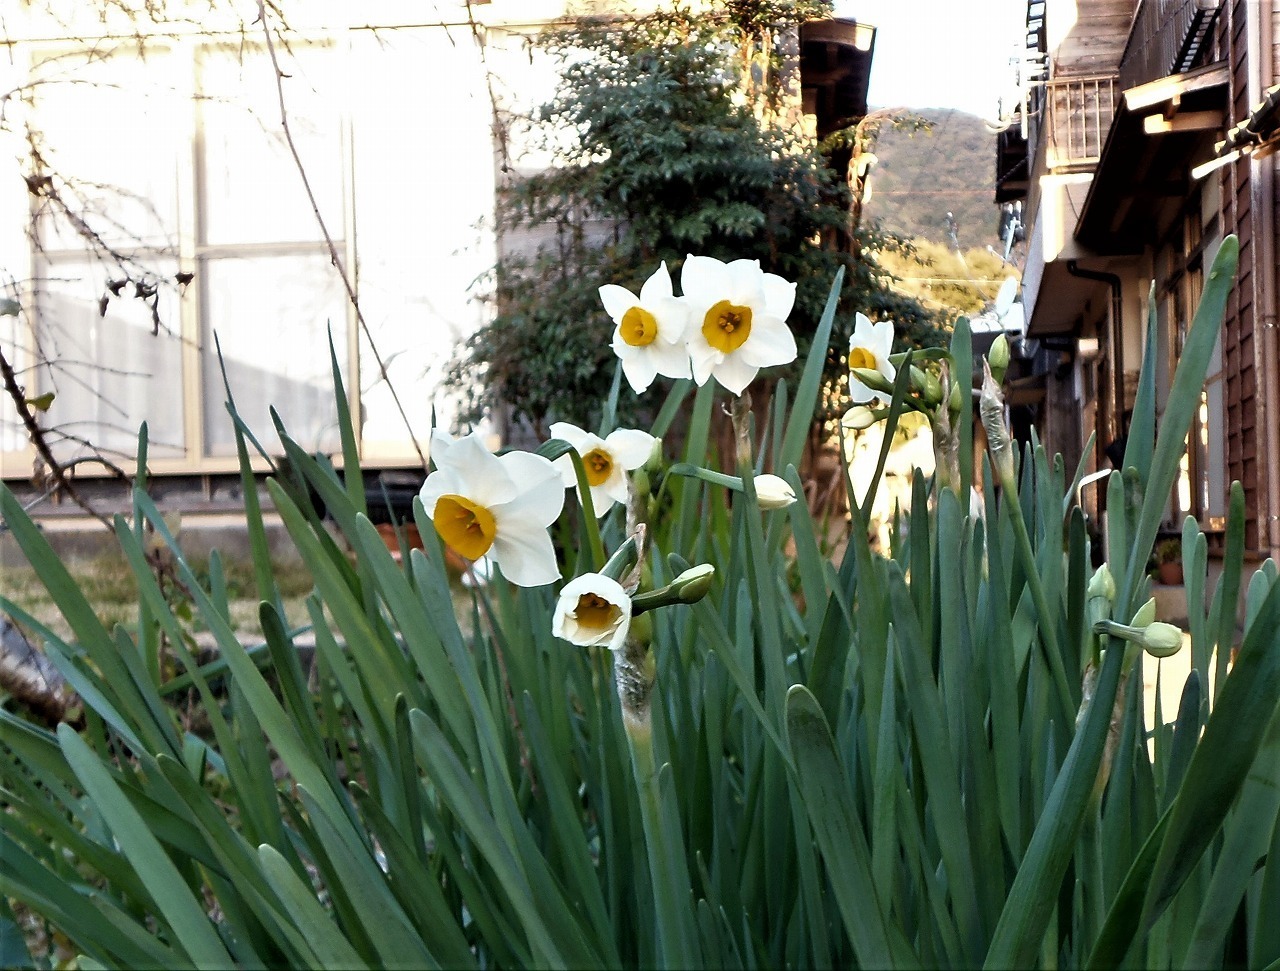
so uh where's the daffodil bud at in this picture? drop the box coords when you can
[1087,564,1115,604]
[921,371,943,407]
[644,436,665,471]
[841,405,879,430]
[909,365,928,393]
[1091,608,1183,659]
[672,563,715,604]
[850,366,895,396]
[980,359,1015,485]
[908,366,943,406]
[1086,563,1116,636]
[754,474,797,510]
[631,563,716,613]
[1129,597,1156,629]
[1140,622,1184,658]
[988,333,1010,383]
[948,373,963,416]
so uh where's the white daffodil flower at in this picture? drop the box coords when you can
[600,262,692,394]
[553,572,632,649]
[680,255,797,395]
[753,474,797,510]
[549,422,656,516]
[847,312,897,406]
[419,430,564,587]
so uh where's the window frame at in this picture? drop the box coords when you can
[2,31,377,478]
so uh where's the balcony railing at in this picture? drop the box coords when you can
[1042,74,1118,169]
[1119,0,1221,91]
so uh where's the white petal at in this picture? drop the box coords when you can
[725,259,765,304]
[620,353,659,393]
[553,573,631,646]
[761,273,796,321]
[490,519,560,587]
[686,335,720,385]
[638,262,674,305]
[647,337,694,380]
[711,354,760,395]
[598,284,638,323]
[738,315,797,368]
[680,255,729,304]
[548,421,590,450]
[604,428,656,469]
[851,312,873,346]
[561,571,630,606]
[590,480,622,515]
[870,319,895,358]
[429,428,457,467]
[653,296,691,344]
[496,452,565,526]
[848,374,890,407]
[878,358,898,385]
[438,434,516,507]
[418,465,467,517]
[551,455,579,489]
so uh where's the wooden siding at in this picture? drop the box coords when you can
[1219,0,1261,551]
[1051,0,1134,75]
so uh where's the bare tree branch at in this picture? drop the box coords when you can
[0,341,113,530]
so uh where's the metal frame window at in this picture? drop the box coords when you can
[5,33,359,476]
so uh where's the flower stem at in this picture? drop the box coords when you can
[566,449,606,571]
[619,656,697,967]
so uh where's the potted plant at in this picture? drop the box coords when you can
[1153,536,1184,585]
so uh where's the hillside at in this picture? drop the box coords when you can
[863,108,1000,250]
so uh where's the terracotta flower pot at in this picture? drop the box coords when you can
[1156,561,1184,585]
[375,522,423,562]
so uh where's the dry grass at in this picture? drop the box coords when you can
[1,549,315,645]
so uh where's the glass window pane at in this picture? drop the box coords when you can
[32,259,186,461]
[199,45,344,246]
[1,307,29,456]
[201,253,347,456]
[348,27,497,455]
[30,44,183,252]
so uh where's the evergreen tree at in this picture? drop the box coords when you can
[449,4,945,432]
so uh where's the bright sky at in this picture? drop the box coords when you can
[835,0,1028,119]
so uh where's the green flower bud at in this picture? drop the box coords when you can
[850,366,895,395]
[754,474,797,510]
[1130,597,1156,629]
[988,333,1010,382]
[645,436,665,469]
[841,405,879,431]
[672,564,715,604]
[1140,622,1184,658]
[1087,564,1115,604]
[922,371,943,406]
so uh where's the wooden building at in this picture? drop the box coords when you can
[998,0,1280,563]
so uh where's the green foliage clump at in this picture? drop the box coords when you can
[449,6,945,433]
[3,238,1280,971]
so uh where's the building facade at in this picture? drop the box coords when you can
[0,1,872,515]
[998,0,1280,562]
